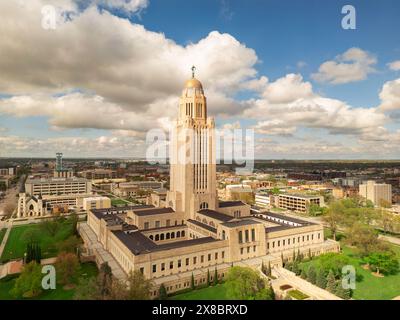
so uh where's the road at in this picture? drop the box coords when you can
[283,211,400,246]
[0,174,25,218]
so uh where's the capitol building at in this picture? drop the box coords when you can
[80,70,340,298]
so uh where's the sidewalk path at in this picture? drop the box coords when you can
[271,267,342,300]
[0,221,12,259]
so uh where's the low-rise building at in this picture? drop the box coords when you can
[274,194,324,213]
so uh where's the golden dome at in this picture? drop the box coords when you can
[184,78,203,89]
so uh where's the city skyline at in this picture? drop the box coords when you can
[1,0,400,159]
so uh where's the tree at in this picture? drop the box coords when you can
[225,266,273,300]
[363,251,399,275]
[191,273,195,290]
[69,212,79,236]
[213,268,218,286]
[316,269,327,289]
[292,262,300,275]
[300,269,307,279]
[57,235,81,254]
[335,282,351,299]
[25,242,41,264]
[74,277,102,300]
[307,266,317,284]
[316,253,350,277]
[207,269,211,286]
[39,219,61,237]
[125,270,153,300]
[11,262,43,298]
[159,284,167,300]
[99,262,113,298]
[56,252,80,287]
[326,270,336,293]
[323,201,344,241]
[346,223,380,256]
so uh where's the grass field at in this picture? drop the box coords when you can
[111,198,130,207]
[170,283,230,300]
[0,221,75,263]
[0,228,6,244]
[299,244,400,300]
[287,289,309,300]
[0,262,98,300]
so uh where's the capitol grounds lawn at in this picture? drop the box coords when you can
[169,283,230,300]
[299,243,400,300]
[0,262,98,300]
[111,198,130,207]
[0,220,75,263]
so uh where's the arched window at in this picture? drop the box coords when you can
[222,230,226,240]
[155,234,160,241]
[200,202,209,210]
[171,232,175,239]
[181,230,185,237]
[202,218,207,224]
[177,231,181,238]
[196,216,201,222]
[160,234,165,241]
[209,221,215,227]
[149,235,154,240]
[166,233,170,239]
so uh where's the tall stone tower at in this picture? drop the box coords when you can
[166,67,217,220]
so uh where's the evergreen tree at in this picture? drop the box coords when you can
[292,250,296,263]
[308,248,312,260]
[190,273,195,290]
[335,282,347,299]
[326,270,336,293]
[292,262,300,275]
[307,265,317,284]
[281,253,284,266]
[316,269,327,288]
[159,284,167,300]
[213,268,218,286]
[207,269,211,286]
[268,261,272,276]
[261,261,265,274]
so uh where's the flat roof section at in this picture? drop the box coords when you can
[218,200,246,208]
[132,207,175,216]
[197,209,232,222]
[221,219,261,228]
[187,219,217,233]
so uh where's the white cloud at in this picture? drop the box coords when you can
[388,60,400,71]
[0,0,261,127]
[246,73,387,137]
[378,78,400,112]
[261,74,313,103]
[311,47,377,84]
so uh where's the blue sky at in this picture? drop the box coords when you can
[0,0,400,158]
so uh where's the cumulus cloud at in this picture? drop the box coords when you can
[311,47,377,84]
[261,74,313,104]
[388,60,400,71]
[247,73,387,137]
[0,0,260,128]
[378,78,400,112]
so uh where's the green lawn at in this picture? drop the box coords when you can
[170,283,230,300]
[299,244,400,300]
[0,262,98,300]
[0,228,6,244]
[288,289,309,300]
[111,198,130,207]
[0,221,75,263]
